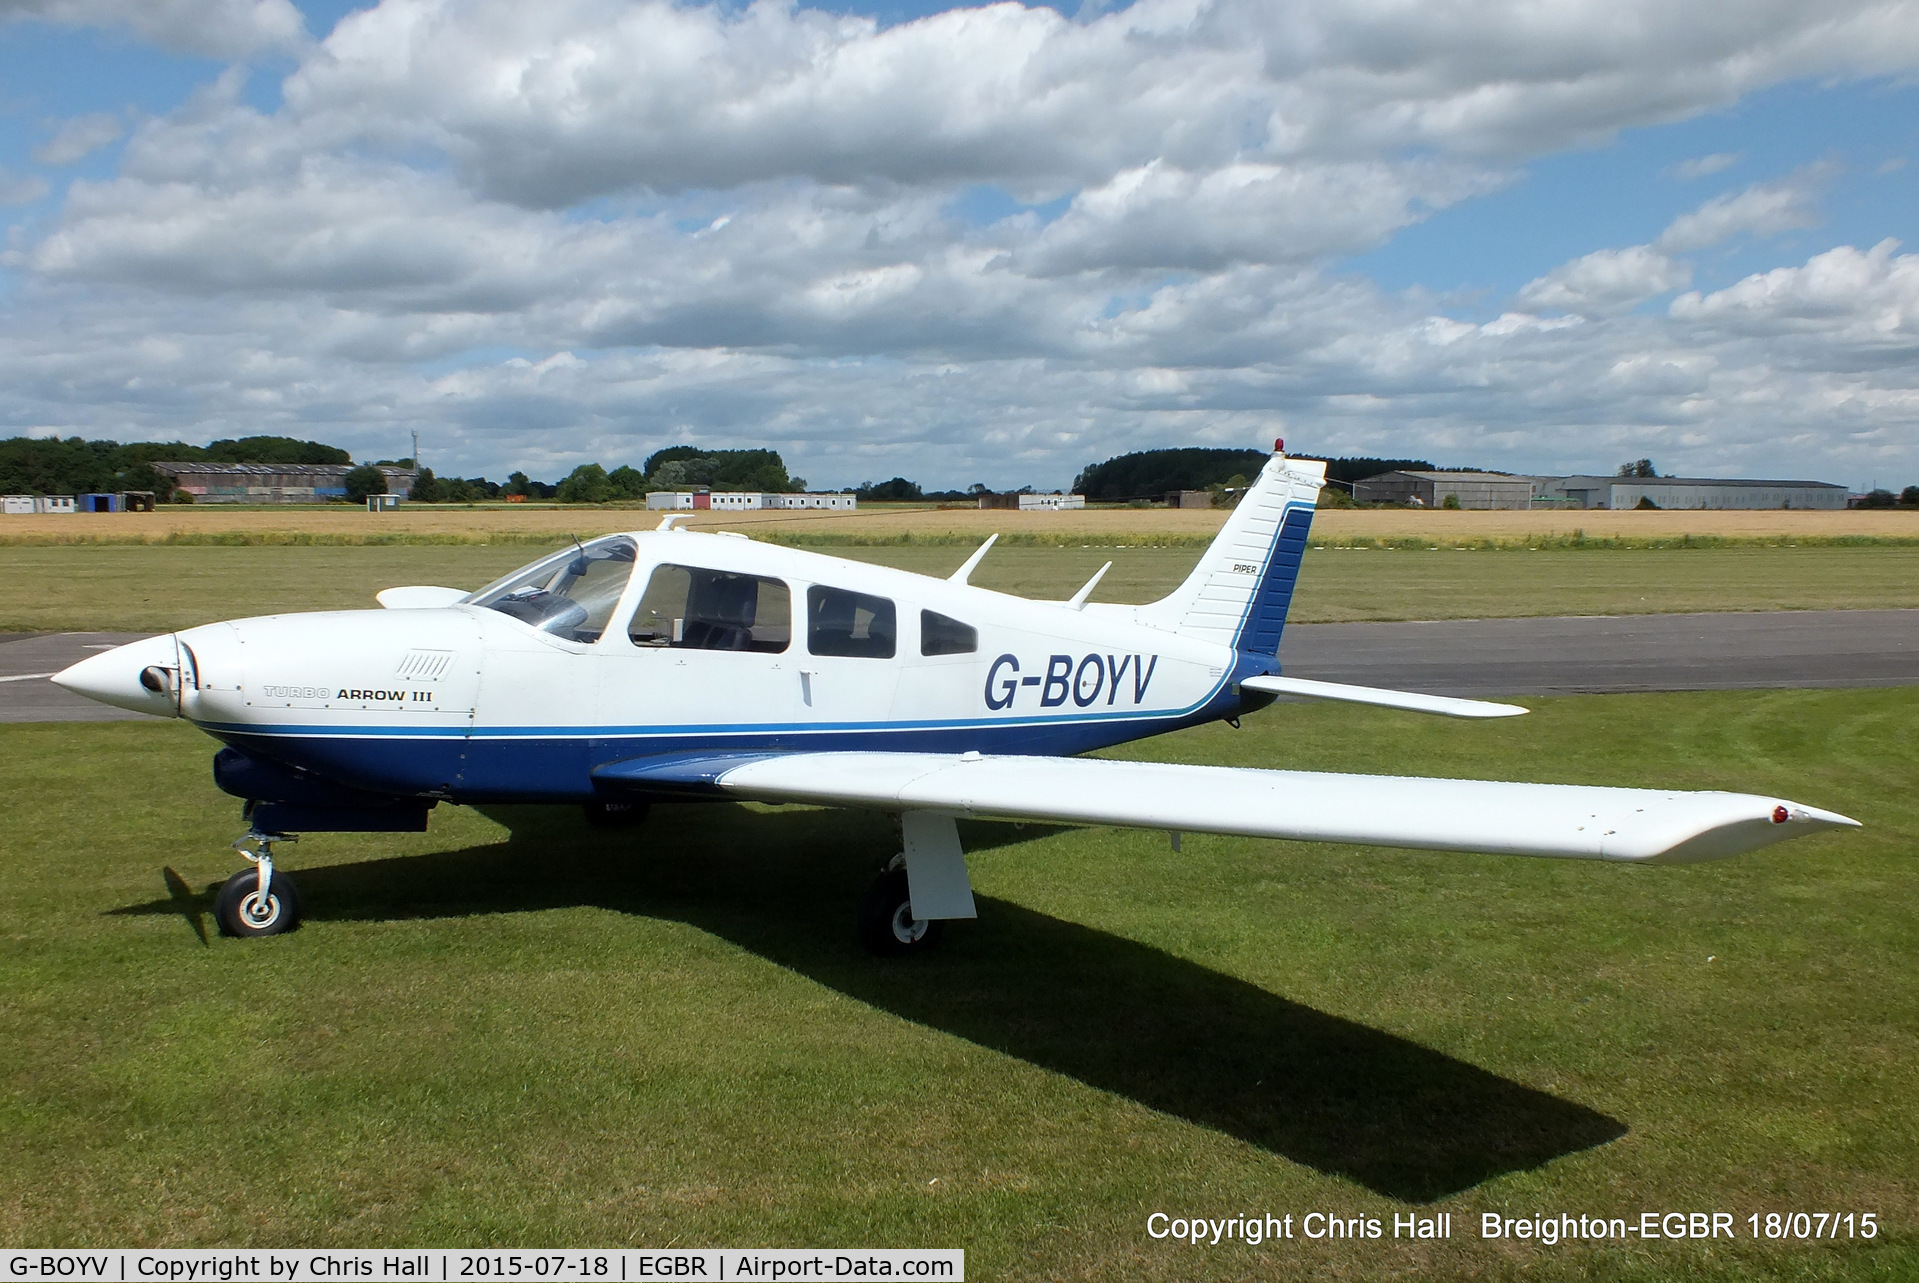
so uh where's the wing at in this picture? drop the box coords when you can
[594,751,1857,864]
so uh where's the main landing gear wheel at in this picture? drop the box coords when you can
[859,858,943,957]
[216,832,302,938]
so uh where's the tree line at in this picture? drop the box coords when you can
[1071,448,1447,502]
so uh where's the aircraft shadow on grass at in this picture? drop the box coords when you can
[120,801,1626,1203]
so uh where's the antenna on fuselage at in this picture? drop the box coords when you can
[656,514,692,531]
[949,533,998,585]
[1066,561,1113,610]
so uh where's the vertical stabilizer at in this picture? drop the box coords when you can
[1136,449,1326,656]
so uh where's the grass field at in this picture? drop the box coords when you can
[0,691,1911,1277]
[4,540,1918,634]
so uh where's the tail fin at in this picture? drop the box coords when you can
[1136,449,1325,656]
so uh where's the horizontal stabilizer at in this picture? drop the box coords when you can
[1242,674,1527,719]
[688,751,1856,864]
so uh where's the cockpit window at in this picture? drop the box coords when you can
[808,585,896,659]
[921,609,977,656]
[465,536,638,642]
[628,564,791,653]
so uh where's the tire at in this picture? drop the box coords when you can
[584,799,651,829]
[858,866,943,956]
[215,867,302,938]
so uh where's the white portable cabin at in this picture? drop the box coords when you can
[35,495,76,514]
[645,491,858,511]
[2,496,35,515]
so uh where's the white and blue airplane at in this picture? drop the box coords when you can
[54,443,1857,949]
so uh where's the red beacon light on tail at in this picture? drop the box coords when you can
[1274,438,1285,454]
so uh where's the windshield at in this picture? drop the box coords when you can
[466,536,638,642]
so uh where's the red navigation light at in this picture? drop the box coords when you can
[1771,806,1789,824]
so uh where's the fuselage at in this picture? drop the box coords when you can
[73,530,1278,805]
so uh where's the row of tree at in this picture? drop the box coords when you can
[19,435,1911,509]
[1071,447,1448,502]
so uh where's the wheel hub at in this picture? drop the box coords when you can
[890,902,929,945]
[240,891,280,929]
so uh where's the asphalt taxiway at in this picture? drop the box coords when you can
[1276,609,1919,698]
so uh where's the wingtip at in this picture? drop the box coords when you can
[1794,804,1861,830]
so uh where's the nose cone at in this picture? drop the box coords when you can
[51,634,183,717]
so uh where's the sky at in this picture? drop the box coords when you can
[0,1,1916,492]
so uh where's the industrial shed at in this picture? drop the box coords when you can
[1352,471,1534,509]
[1534,476,1848,510]
[154,463,417,503]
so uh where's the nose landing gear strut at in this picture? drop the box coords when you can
[216,831,303,937]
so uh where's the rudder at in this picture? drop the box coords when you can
[1136,448,1326,656]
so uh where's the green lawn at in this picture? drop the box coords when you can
[1,690,1912,1278]
[4,541,1919,633]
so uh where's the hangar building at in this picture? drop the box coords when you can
[154,462,417,503]
[1352,471,1535,509]
[1533,476,1848,510]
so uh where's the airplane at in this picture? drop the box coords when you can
[53,442,1858,950]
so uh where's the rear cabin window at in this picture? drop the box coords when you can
[920,610,978,656]
[808,585,896,659]
[628,564,791,653]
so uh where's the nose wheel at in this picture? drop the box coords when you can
[216,832,303,938]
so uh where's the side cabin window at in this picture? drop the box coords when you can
[921,609,977,656]
[468,536,637,643]
[628,563,791,653]
[808,585,896,659]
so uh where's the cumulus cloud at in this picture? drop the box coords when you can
[1670,152,1741,179]
[1016,160,1506,275]
[1517,246,1693,315]
[2,0,1918,486]
[33,112,123,166]
[1656,172,1826,252]
[0,0,305,58]
[270,0,1919,206]
[0,167,51,205]
[1670,239,1919,332]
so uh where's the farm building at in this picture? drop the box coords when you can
[1533,476,1848,510]
[152,462,417,503]
[1352,471,1534,509]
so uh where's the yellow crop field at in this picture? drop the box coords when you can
[3,501,1917,546]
